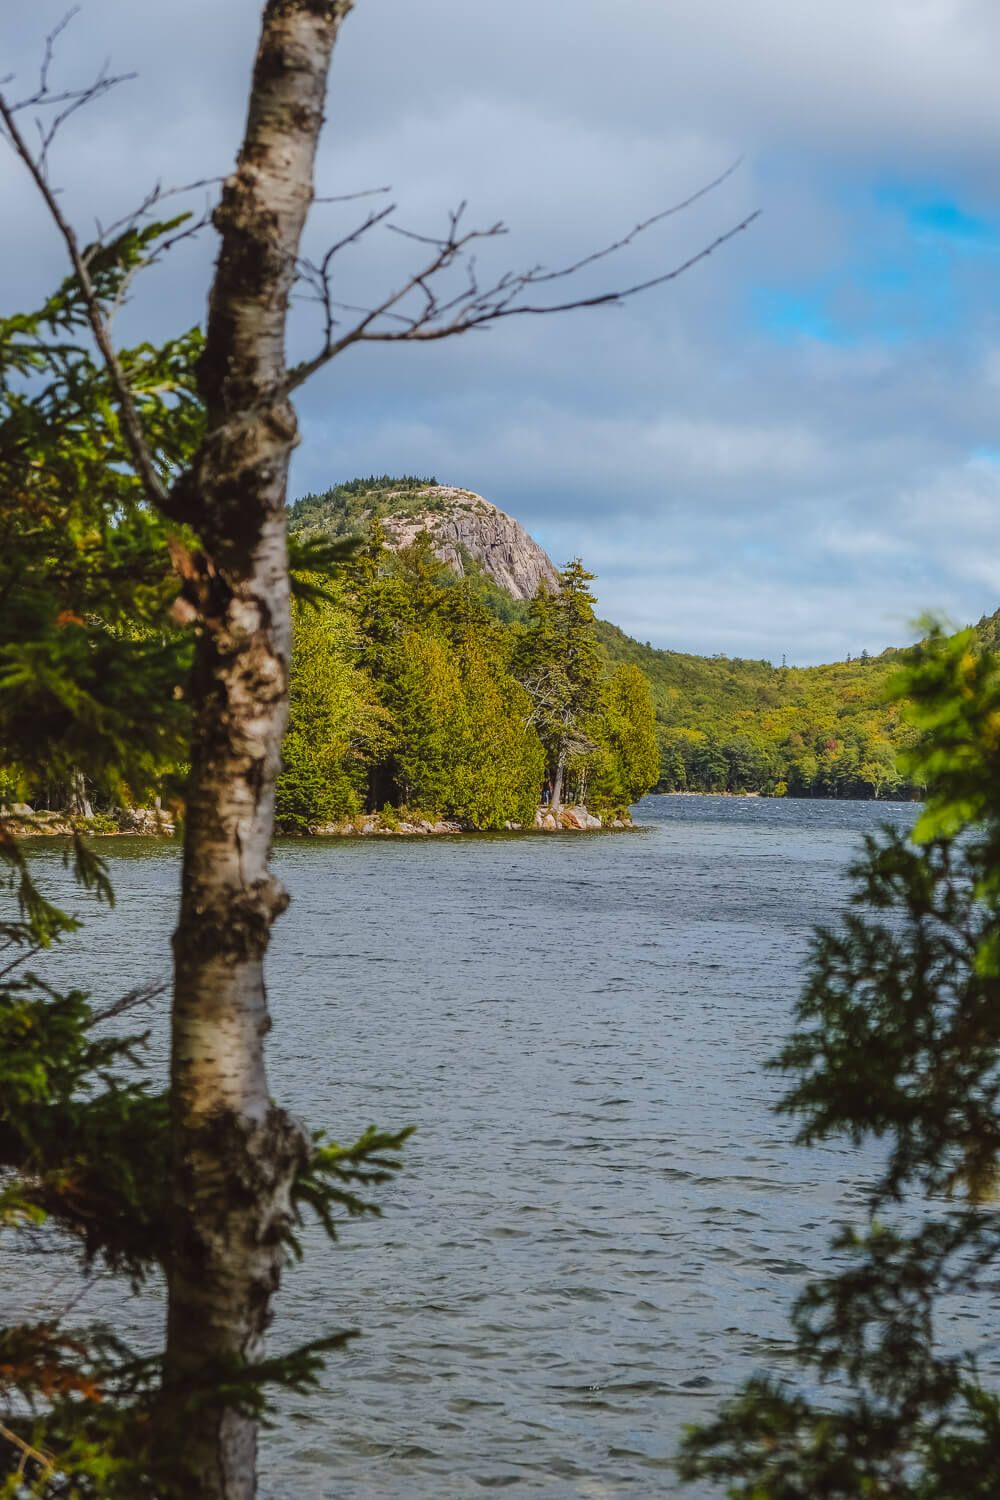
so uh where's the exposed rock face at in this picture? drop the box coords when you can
[558,805,603,830]
[377,487,558,601]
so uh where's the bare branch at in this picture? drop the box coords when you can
[4,15,757,541]
[0,18,171,504]
[89,978,168,1026]
[94,175,221,249]
[2,14,135,184]
[0,15,211,507]
[91,179,216,328]
[38,9,81,98]
[499,157,746,289]
[0,942,42,982]
[313,183,392,205]
[34,62,132,180]
[286,170,760,392]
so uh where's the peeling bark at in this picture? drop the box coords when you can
[161,4,353,1496]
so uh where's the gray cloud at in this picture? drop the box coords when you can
[4,1,999,663]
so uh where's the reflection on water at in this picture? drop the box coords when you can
[13,796,925,1496]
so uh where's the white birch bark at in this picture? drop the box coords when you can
[161,5,353,1495]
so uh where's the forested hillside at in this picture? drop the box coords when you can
[599,609,995,798]
[10,464,994,819]
[598,622,911,798]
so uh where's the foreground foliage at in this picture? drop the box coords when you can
[0,246,408,1495]
[678,626,1000,1496]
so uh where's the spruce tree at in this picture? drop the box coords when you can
[276,593,389,830]
[516,561,603,808]
[449,641,545,830]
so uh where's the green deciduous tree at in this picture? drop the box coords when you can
[588,662,660,812]
[596,619,918,800]
[276,594,389,830]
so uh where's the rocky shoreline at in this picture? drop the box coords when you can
[7,805,635,839]
[309,805,634,836]
[5,807,177,838]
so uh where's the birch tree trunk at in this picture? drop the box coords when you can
[550,744,566,812]
[161,5,352,1495]
[69,769,94,818]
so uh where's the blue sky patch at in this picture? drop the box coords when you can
[749,180,995,347]
[750,287,844,344]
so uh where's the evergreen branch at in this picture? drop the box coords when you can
[290,1123,413,1255]
[0,93,168,509]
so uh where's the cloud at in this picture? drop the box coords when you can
[3,0,1000,663]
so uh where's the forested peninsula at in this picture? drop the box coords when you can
[278,480,659,832]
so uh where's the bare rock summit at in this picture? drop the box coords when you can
[290,480,559,602]
[378,486,558,601]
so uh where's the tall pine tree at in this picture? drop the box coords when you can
[516,560,604,808]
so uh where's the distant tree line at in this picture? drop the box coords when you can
[597,624,923,800]
[655,722,907,799]
[290,475,441,537]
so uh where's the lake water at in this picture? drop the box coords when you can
[12,795,927,1496]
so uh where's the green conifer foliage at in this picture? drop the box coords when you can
[516,560,605,804]
[393,630,468,813]
[0,240,198,1491]
[678,626,1000,1497]
[0,227,201,815]
[276,595,389,830]
[587,662,660,812]
[450,643,545,829]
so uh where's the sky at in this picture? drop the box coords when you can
[4,0,1000,664]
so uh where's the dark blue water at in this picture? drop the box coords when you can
[10,795,925,1495]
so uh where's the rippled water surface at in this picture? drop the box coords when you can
[17,795,925,1496]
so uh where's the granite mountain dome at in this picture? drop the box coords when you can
[289,480,558,601]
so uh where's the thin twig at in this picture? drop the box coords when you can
[287,201,760,391]
[0,1421,54,1478]
[89,979,167,1025]
[313,184,391,204]
[0,943,41,982]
